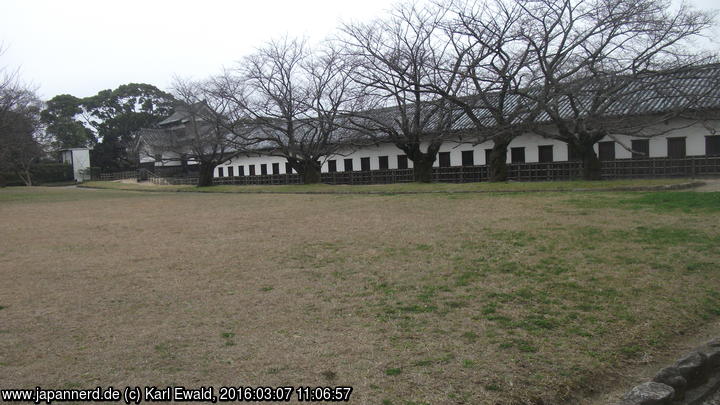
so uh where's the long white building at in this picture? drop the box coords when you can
[209,118,720,178]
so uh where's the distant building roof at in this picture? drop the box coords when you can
[157,102,212,127]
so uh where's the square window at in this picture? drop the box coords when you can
[397,155,408,169]
[538,145,553,163]
[361,157,370,171]
[598,141,615,161]
[707,135,720,156]
[484,149,493,165]
[378,156,389,169]
[511,147,525,163]
[461,150,474,166]
[667,137,686,158]
[631,139,649,159]
[438,152,451,167]
[567,143,580,161]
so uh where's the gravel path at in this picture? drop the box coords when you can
[692,178,720,192]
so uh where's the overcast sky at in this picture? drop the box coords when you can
[1,0,718,101]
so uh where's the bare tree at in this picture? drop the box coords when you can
[518,0,717,179]
[340,4,460,183]
[213,38,358,184]
[139,79,243,187]
[419,0,543,182]
[0,49,46,186]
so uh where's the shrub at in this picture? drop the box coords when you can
[0,163,74,186]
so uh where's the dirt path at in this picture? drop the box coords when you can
[692,178,720,192]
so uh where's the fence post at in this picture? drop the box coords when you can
[691,158,696,177]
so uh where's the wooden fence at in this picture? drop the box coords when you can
[102,156,720,186]
[98,170,138,181]
[599,157,720,179]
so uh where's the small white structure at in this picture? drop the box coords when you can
[59,148,92,182]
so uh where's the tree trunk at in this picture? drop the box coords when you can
[298,160,321,184]
[197,163,215,187]
[407,142,440,183]
[488,141,510,182]
[579,143,602,180]
[413,157,434,183]
[181,156,189,175]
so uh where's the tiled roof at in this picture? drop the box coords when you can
[446,63,720,131]
[147,64,720,149]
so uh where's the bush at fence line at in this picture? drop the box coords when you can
[0,163,74,186]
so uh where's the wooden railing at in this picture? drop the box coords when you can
[97,170,138,181]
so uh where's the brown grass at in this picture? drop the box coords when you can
[0,187,719,404]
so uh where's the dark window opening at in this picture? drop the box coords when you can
[227,166,234,177]
[344,158,354,172]
[272,162,279,175]
[285,162,292,174]
[328,159,337,172]
[360,157,370,171]
[378,156,389,169]
[260,164,268,175]
[461,150,474,166]
[667,137,686,158]
[707,135,720,156]
[217,167,224,177]
[567,143,580,161]
[397,155,408,169]
[249,165,256,176]
[438,152,451,167]
[238,166,245,176]
[631,139,650,159]
[484,149,492,165]
[511,147,525,163]
[538,145,554,163]
[598,141,615,161]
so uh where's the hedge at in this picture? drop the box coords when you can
[0,163,74,186]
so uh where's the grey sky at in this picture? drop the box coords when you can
[1,0,718,101]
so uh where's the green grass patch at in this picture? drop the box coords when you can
[620,191,720,212]
[385,368,402,376]
[0,186,161,203]
[568,191,720,213]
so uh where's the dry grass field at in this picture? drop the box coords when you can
[1,186,719,404]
